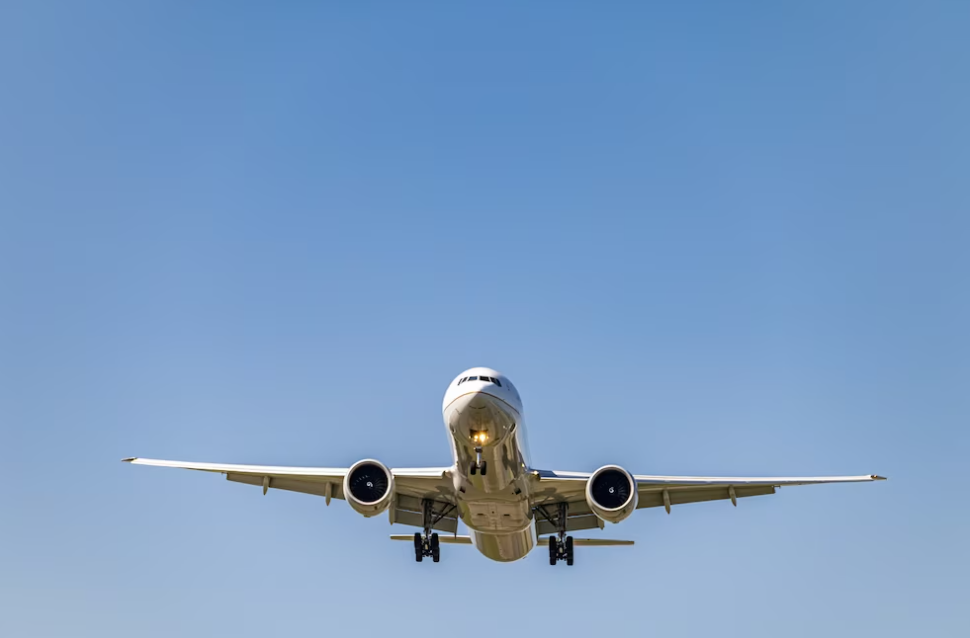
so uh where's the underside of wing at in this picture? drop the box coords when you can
[530,468,885,530]
[634,474,886,511]
[123,457,458,530]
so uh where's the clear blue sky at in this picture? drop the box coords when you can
[1,2,967,636]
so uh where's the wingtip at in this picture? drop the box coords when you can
[871,474,887,481]
[121,457,137,463]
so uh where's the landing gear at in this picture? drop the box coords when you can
[470,447,487,476]
[548,534,574,565]
[539,502,575,566]
[413,499,452,564]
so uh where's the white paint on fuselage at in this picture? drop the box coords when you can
[442,367,537,561]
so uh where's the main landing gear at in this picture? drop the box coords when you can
[548,535,574,566]
[469,446,488,476]
[413,498,453,563]
[540,502,574,566]
[413,531,440,563]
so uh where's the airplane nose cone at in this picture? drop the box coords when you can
[445,389,517,444]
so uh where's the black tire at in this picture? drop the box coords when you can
[432,547,440,563]
[565,536,574,566]
[548,537,558,565]
[414,532,423,562]
[480,461,488,476]
[430,533,440,550]
[470,464,477,476]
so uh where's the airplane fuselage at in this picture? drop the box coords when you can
[442,367,536,561]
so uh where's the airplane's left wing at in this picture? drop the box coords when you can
[530,469,885,535]
[632,473,885,511]
[123,457,457,531]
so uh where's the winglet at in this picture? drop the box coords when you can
[121,457,137,463]
[871,475,887,481]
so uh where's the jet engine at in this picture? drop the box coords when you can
[585,465,638,524]
[343,459,394,517]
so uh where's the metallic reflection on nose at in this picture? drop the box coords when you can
[449,390,490,412]
[449,391,517,441]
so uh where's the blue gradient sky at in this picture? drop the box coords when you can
[1,2,967,637]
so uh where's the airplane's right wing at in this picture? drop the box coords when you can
[124,457,459,532]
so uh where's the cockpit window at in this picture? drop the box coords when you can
[457,375,503,387]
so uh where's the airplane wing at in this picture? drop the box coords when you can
[530,470,885,535]
[123,457,459,532]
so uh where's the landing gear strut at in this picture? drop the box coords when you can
[469,446,488,476]
[539,502,574,566]
[414,499,452,563]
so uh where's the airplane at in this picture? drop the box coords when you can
[124,366,886,565]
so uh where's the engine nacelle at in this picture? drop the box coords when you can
[343,459,394,517]
[585,465,638,524]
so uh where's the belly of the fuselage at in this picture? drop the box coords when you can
[471,526,537,562]
[459,492,533,531]
[456,467,536,561]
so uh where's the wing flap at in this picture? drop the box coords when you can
[637,485,776,509]
[536,512,604,536]
[227,473,345,500]
[390,494,459,533]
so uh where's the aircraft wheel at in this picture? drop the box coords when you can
[432,547,440,563]
[565,536,574,566]
[480,461,488,476]
[430,533,440,550]
[414,532,423,562]
[548,537,558,565]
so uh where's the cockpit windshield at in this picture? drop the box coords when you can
[457,375,502,387]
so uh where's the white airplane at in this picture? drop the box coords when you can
[125,367,885,565]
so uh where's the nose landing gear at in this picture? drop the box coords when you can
[469,446,488,476]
